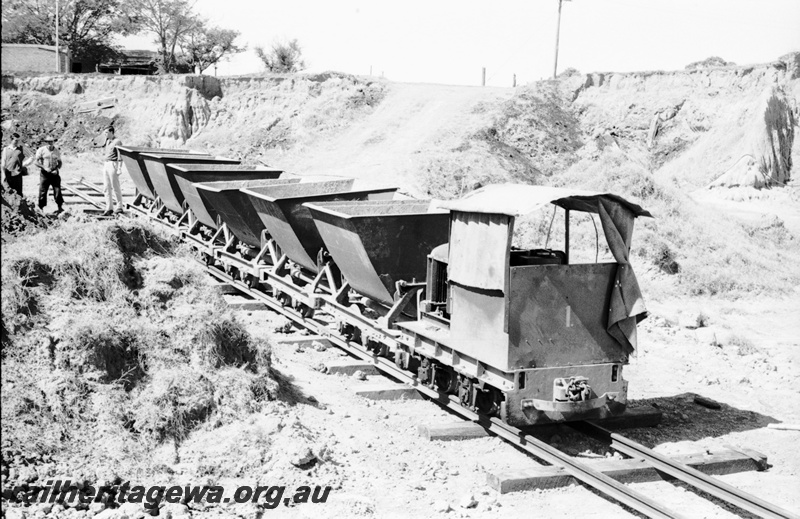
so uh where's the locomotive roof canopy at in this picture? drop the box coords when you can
[441,184,653,218]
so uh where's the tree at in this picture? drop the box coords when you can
[254,39,306,73]
[1,0,134,63]
[179,24,244,74]
[126,0,199,73]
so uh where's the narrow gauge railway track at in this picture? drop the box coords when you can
[204,263,684,519]
[74,178,797,519]
[573,422,799,519]
[202,263,798,519]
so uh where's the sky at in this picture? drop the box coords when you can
[118,0,800,87]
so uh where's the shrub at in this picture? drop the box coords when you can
[138,255,210,309]
[492,83,582,177]
[132,368,215,447]
[73,326,147,390]
[651,239,680,274]
[254,39,306,73]
[197,317,270,371]
[729,334,760,355]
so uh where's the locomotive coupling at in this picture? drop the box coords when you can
[554,376,591,403]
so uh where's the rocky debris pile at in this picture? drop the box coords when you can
[0,449,195,518]
[1,188,49,240]
[1,92,115,153]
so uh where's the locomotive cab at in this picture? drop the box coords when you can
[407,184,652,426]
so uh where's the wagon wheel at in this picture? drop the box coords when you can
[298,304,315,319]
[277,293,292,308]
[224,264,239,280]
[243,274,260,289]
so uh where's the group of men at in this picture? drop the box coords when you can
[1,126,125,216]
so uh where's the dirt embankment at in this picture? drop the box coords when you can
[4,53,796,194]
[561,53,799,188]
[2,72,390,161]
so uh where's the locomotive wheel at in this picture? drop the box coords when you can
[434,366,459,394]
[475,387,503,417]
[277,293,292,307]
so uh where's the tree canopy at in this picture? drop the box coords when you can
[125,0,199,73]
[254,39,306,73]
[1,0,134,63]
[179,25,244,74]
[2,0,245,74]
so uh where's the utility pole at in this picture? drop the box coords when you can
[55,0,59,72]
[553,0,571,79]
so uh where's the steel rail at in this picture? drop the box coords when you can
[203,264,685,519]
[62,182,103,208]
[575,422,800,519]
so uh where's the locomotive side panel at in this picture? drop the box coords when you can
[508,263,627,369]
[449,283,510,370]
[446,210,513,370]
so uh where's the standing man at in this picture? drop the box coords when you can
[35,135,64,213]
[98,126,124,216]
[2,133,26,196]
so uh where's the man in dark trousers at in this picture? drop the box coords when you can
[1,132,27,196]
[35,135,64,213]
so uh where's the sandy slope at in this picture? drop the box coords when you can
[263,82,513,195]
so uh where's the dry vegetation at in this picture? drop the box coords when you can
[1,216,282,500]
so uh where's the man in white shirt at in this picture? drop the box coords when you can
[97,126,124,216]
[34,135,64,213]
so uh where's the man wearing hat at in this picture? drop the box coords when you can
[2,132,28,196]
[97,125,124,216]
[35,135,64,213]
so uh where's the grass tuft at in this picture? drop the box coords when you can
[132,368,215,447]
[197,317,270,371]
[70,325,147,390]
